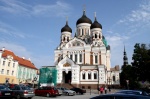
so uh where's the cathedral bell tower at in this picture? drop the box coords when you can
[123,46,128,66]
[61,17,72,45]
[90,12,103,46]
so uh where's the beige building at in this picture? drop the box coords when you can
[54,10,120,89]
[0,47,38,84]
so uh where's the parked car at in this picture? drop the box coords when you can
[34,86,58,97]
[0,85,14,99]
[70,87,86,94]
[56,87,63,96]
[10,84,35,99]
[58,87,76,96]
[115,90,150,96]
[90,93,150,99]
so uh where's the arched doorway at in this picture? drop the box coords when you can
[63,71,71,83]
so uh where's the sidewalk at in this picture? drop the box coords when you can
[85,89,121,95]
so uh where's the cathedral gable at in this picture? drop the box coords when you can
[66,37,86,48]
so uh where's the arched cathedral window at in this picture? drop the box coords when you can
[94,72,97,79]
[88,72,91,79]
[80,54,82,62]
[95,34,97,38]
[95,55,98,64]
[82,29,84,35]
[82,73,85,79]
[75,54,77,63]
[67,37,69,41]
[113,75,116,82]
[63,37,65,41]
[70,54,72,60]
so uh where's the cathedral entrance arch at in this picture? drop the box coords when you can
[62,71,71,83]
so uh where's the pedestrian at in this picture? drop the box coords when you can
[108,86,111,92]
[104,86,107,94]
[100,86,104,94]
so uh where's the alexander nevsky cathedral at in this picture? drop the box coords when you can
[54,10,120,89]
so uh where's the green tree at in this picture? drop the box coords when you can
[120,65,136,89]
[132,43,150,82]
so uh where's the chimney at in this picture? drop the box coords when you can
[28,58,31,61]
[22,57,25,59]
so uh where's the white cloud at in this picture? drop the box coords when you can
[0,0,72,17]
[118,1,150,25]
[0,21,26,39]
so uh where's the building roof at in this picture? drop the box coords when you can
[1,49,38,70]
[91,17,102,29]
[76,10,92,25]
[110,65,120,71]
[61,21,72,33]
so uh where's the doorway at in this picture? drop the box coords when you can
[63,71,71,83]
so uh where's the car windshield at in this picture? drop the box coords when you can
[0,85,10,90]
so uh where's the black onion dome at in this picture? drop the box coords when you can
[102,36,105,39]
[76,10,92,25]
[91,17,102,29]
[61,21,72,33]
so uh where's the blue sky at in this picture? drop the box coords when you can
[0,0,150,69]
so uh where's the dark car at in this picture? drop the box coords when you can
[34,86,58,97]
[0,85,14,99]
[10,84,35,99]
[70,87,86,95]
[115,90,150,96]
[90,93,150,99]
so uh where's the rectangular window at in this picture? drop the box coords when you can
[3,61,5,66]
[8,62,10,66]
[113,76,116,81]
[70,54,72,60]
[13,63,15,68]
[95,55,98,63]
[12,71,14,75]
[1,69,4,74]
[80,54,82,62]
[75,54,77,63]
[7,70,9,75]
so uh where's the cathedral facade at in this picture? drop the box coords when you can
[54,10,120,89]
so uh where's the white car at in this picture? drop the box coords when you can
[58,87,76,96]
[56,88,63,96]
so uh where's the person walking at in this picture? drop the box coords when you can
[104,86,107,94]
[108,86,111,92]
[100,86,104,94]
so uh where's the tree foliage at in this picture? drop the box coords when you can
[132,43,150,82]
[120,43,150,89]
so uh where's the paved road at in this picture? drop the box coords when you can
[32,89,120,99]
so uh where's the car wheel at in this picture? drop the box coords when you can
[28,97,32,99]
[46,93,50,97]
[73,92,76,96]
[16,94,20,99]
[67,92,70,96]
